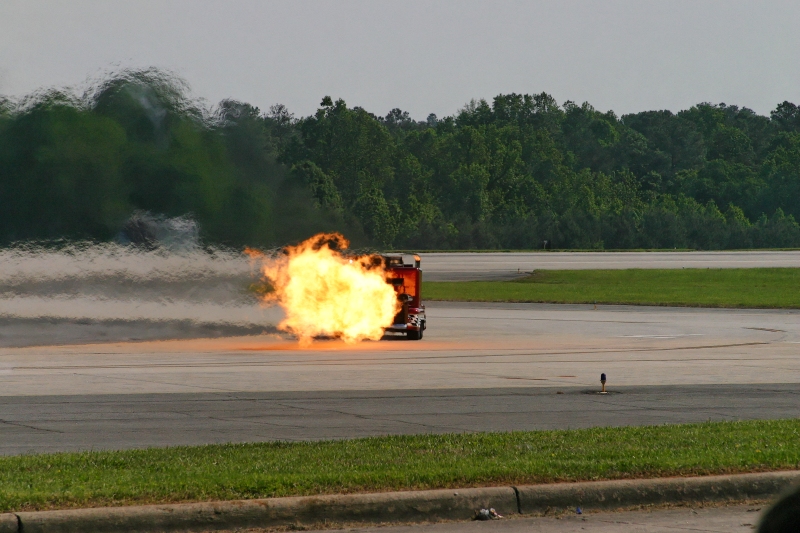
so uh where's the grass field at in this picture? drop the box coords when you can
[423,268,800,308]
[1,420,799,512]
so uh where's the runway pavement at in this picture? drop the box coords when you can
[2,384,798,455]
[2,301,799,454]
[419,250,800,280]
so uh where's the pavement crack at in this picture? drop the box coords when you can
[273,401,466,433]
[0,418,63,434]
[9,341,774,371]
[201,415,306,430]
[70,372,236,393]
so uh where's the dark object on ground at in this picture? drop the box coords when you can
[474,508,503,520]
[759,484,800,533]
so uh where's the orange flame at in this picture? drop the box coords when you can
[255,234,399,345]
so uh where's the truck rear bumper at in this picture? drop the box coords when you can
[386,324,421,332]
[386,312,425,333]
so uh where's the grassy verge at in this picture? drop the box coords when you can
[390,248,800,253]
[390,248,699,253]
[1,420,799,512]
[424,268,800,308]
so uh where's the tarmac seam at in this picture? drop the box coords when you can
[0,419,62,434]
[6,471,800,533]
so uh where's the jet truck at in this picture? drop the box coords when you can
[383,254,426,340]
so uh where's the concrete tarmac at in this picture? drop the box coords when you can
[419,250,800,280]
[2,301,799,454]
[305,503,765,533]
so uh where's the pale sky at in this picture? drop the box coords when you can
[1,0,799,119]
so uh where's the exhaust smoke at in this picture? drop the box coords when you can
[0,242,277,346]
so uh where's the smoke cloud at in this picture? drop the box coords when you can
[0,242,282,347]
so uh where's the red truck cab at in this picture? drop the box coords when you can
[383,254,426,340]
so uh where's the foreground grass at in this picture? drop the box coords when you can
[1,420,799,512]
[424,268,800,308]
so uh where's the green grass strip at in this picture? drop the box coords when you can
[423,268,800,308]
[1,420,799,512]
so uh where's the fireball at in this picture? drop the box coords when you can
[256,234,399,345]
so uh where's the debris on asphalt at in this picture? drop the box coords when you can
[576,506,583,514]
[474,508,503,520]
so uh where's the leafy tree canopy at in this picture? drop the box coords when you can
[2,70,800,250]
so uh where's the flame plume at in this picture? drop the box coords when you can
[255,234,399,345]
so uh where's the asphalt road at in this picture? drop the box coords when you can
[2,384,798,455]
[419,250,800,280]
[2,301,799,454]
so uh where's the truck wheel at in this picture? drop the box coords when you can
[407,329,421,340]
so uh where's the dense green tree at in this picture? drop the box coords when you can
[759,132,800,220]
[2,70,800,250]
[0,97,129,240]
[771,102,800,133]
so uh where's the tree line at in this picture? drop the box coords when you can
[2,69,800,250]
